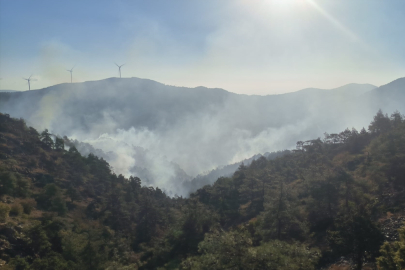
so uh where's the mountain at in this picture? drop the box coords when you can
[365,77,405,109]
[286,82,376,97]
[0,77,404,195]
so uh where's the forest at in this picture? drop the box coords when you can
[0,110,405,270]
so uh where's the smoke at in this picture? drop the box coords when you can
[1,77,404,196]
[69,112,316,196]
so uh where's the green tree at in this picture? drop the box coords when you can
[369,109,391,134]
[7,256,30,270]
[14,174,30,198]
[51,194,68,216]
[181,229,252,270]
[55,137,65,151]
[81,241,102,270]
[37,184,67,216]
[377,225,405,270]
[66,184,81,203]
[251,240,319,270]
[26,224,52,256]
[261,178,303,241]
[390,111,404,128]
[133,193,162,247]
[30,252,69,270]
[40,129,55,148]
[0,171,16,196]
[181,229,319,270]
[328,213,384,270]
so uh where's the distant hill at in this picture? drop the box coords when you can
[0,77,404,195]
[0,90,18,92]
[286,83,376,97]
[365,77,405,109]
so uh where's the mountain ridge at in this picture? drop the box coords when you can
[1,77,379,97]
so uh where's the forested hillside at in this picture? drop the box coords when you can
[1,110,405,270]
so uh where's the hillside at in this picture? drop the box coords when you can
[185,151,290,191]
[1,111,405,269]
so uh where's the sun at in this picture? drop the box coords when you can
[272,0,304,7]
[262,0,307,11]
[275,0,300,5]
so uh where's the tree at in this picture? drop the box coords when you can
[133,192,163,248]
[369,109,391,134]
[390,111,404,128]
[37,184,67,216]
[26,224,52,256]
[66,184,81,203]
[377,225,405,270]
[30,252,70,270]
[0,171,16,196]
[55,137,65,151]
[14,174,30,198]
[328,213,384,270]
[181,229,319,270]
[7,256,30,270]
[81,241,102,270]
[181,229,252,270]
[174,200,217,255]
[261,177,305,241]
[40,129,55,148]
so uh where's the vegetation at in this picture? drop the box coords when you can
[377,226,405,269]
[0,110,405,269]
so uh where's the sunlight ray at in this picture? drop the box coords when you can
[305,0,361,43]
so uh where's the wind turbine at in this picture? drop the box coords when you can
[23,75,33,91]
[66,65,75,83]
[115,63,125,78]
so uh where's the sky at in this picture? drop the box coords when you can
[0,0,404,95]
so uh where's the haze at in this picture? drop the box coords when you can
[1,0,404,94]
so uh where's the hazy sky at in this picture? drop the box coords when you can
[1,0,404,94]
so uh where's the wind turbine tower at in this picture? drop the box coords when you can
[115,63,125,78]
[23,75,33,91]
[66,66,75,83]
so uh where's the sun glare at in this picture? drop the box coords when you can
[270,0,304,8]
[259,0,307,13]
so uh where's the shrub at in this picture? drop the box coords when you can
[9,203,23,216]
[20,198,37,215]
[28,158,38,168]
[7,256,30,270]
[0,202,11,222]
[0,171,16,196]
[14,176,30,198]
[51,195,67,216]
